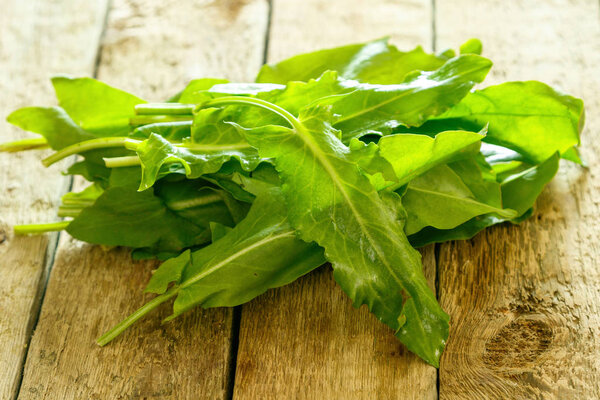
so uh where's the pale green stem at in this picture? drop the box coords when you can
[14,221,70,235]
[129,115,193,126]
[135,103,195,115]
[0,137,49,152]
[96,286,179,346]
[57,208,82,218]
[42,137,140,167]
[103,155,142,168]
[60,198,95,206]
[166,192,223,211]
[203,96,300,130]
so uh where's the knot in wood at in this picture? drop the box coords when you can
[483,318,553,372]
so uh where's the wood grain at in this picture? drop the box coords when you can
[233,1,438,398]
[435,0,600,398]
[17,0,268,398]
[0,1,109,398]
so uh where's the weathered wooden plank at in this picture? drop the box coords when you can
[17,1,268,399]
[0,1,109,398]
[435,0,600,398]
[233,1,438,398]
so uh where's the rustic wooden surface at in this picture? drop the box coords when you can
[0,0,598,399]
[436,0,600,398]
[0,1,109,399]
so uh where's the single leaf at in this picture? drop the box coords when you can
[407,153,559,247]
[428,81,584,163]
[52,76,146,136]
[402,164,516,235]
[6,106,94,150]
[66,179,243,254]
[378,129,485,186]
[501,152,560,215]
[327,54,492,141]
[257,38,448,84]
[236,105,449,367]
[459,38,483,55]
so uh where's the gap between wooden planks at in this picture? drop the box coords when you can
[16,1,268,399]
[0,1,109,399]
[436,0,600,398]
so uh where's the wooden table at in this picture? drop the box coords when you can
[1,0,598,398]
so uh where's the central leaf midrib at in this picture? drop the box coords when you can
[334,63,489,125]
[180,228,295,289]
[183,143,251,151]
[294,123,407,293]
[407,185,513,215]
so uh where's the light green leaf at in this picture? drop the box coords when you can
[407,153,559,247]
[135,107,262,190]
[257,38,449,84]
[430,81,584,163]
[379,129,485,186]
[6,106,94,150]
[174,78,229,103]
[501,153,560,215]
[459,38,483,55]
[52,76,146,136]
[448,155,502,207]
[402,164,517,235]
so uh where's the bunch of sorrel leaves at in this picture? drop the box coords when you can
[1,38,584,367]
